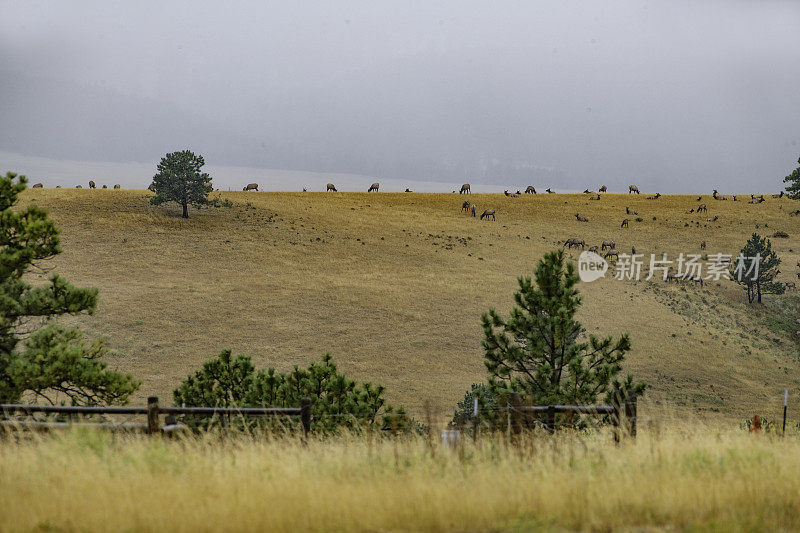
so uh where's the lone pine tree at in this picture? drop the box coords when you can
[150,150,213,218]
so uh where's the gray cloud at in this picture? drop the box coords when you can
[1,0,799,192]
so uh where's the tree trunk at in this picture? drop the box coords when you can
[182,202,189,218]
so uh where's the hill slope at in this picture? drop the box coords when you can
[18,189,800,421]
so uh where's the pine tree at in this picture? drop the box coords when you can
[174,350,411,432]
[783,154,800,200]
[481,250,644,408]
[150,150,213,218]
[731,233,784,304]
[0,172,140,405]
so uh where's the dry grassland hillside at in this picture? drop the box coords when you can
[17,188,800,421]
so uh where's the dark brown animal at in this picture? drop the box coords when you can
[621,218,629,228]
[470,204,476,217]
[480,209,496,221]
[525,186,537,194]
[583,189,591,194]
[462,200,471,213]
[368,182,379,192]
[625,206,638,215]
[629,185,639,194]
[575,213,588,222]
[601,240,615,250]
[588,246,599,253]
[243,183,258,191]
[700,241,706,250]
[564,238,585,249]
[101,184,107,189]
[604,249,619,260]
[599,185,607,192]
[148,182,156,192]
[113,184,120,189]
[405,188,412,192]
[589,194,601,200]
[460,183,471,194]
[646,193,661,200]
[546,188,555,194]
[697,204,707,212]
[773,191,784,198]
[89,180,96,189]
[326,183,337,192]
[76,185,82,189]
[32,183,43,188]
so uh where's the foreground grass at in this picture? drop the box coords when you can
[2,426,799,532]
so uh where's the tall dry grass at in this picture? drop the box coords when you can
[1,425,799,532]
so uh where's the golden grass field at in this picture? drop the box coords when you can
[15,188,800,422]
[3,426,800,532]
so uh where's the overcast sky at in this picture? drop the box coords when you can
[1,1,799,192]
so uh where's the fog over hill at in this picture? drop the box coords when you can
[2,1,799,192]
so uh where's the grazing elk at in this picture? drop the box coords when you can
[588,246,599,253]
[621,218,630,228]
[32,183,43,188]
[599,185,607,192]
[629,185,640,194]
[462,200,471,213]
[368,182,380,192]
[583,189,591,194]
[601,240,615,251]
[604,249,619,260]
[113,184,120,189]
[326,183,337,192]
[504,190,519,197]
[564,238,585,249]
[525,186,537,194]
[575,213,588,222]
[89,180,96,189]
[546,188,555,194]
[460,183,471,194]
[480,209,496,221]
[405,188,412,192]
[697,204,707,212]
[243,183,259,191]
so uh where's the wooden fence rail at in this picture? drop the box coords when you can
[506,391,637,442]
[0,396,312,437]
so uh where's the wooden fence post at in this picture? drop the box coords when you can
[625,392,638,439]
[300,397,311,439]
[147,396,159,435]
[546,405,556,434]
[612,394,621,444]
[509,393,522,442]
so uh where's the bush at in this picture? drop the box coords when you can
[174,350,412,433]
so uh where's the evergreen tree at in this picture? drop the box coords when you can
[481,250,644,408]
[150,150,213,218]
[174,350,411,432]
[783,154,800,200]
[0,172,140,405]
[731,233,784,304]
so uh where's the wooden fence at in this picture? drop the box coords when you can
[504,391,638,441]
[0,396,312,437]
